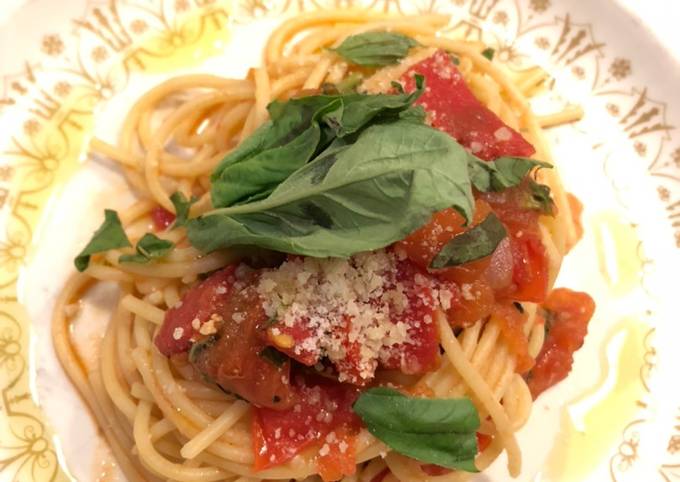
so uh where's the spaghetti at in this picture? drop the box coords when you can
[52,10,593,482]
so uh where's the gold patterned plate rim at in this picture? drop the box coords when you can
[1,0,680,481]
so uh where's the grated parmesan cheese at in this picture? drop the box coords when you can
[461,283,475,301]
[494,126,512,141]
[256,250,443,383]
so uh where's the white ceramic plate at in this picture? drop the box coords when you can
[1,1,679,481]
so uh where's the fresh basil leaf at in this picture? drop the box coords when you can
[353,387,480,472]
[525,180,555,215]
[398,105,427,124]
[468,156,551,192]
[331,32,418,67]
[258,347,288,367]
[211,86,426,209]
[211,97,340,208]
[321,82,424,138]
[74,209,131,272]
[188,120,474,258]
[430,213,507,269]
[170,192,198,228]
[482,47,495,61]
[119,233,175,264]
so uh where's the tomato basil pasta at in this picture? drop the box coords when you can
[52,10,595,482]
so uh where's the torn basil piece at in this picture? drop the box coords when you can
[119,233,174,264]
[74,209,131,272]
[430,213,507,269]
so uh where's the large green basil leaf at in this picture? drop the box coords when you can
[353,387,480,472]
[188,120,474,258]
[211,85,424,208]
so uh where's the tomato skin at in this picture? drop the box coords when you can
[334,314,370,385]
[265,257,442,384]
[395,201,501,329]
[493,303,534,373]
[445,280,495,328]
[477,432,493,452]
[252,379,360,471]
[396,201,491,273]
[400,50,535,161]
[481,183,550,303]
[155,266,237,356]
[151,206,175,231]
[506,233,549,303]
[265,316,319,367]
[316,426,357,481]
[528,288,596,398]
[379,259,441,375]
[191,286,297,410]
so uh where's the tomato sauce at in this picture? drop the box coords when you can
[252,377,360,471]
[400,49,535,161]
[528,288,596,398]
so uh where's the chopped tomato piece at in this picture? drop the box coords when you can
[155,266,236,356]
[151,206,175,231]
[379,259,441,374]
[396,200,491,272]
[190,286,297,409]
[265,316,319,366]
[400,50,535,161]
[477,432,493,452]
[507,233,549,303]
[335,315,371,385]
[265,258,442,384]
[493,303,534,373]
[396,201,501,328]
[481,183,550,303]
[528,288,595,398]
[252,378,360,470]
[316,426,357,481]
[445,279,495,328]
